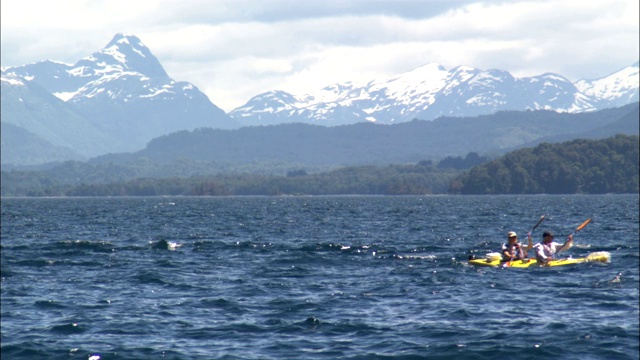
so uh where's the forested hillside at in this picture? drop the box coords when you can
[89,103,639,167]
[449,134,639,194]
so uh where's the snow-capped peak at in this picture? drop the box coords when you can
[75,33,168,79]
[575,62,639,107]
[370,63,449,99]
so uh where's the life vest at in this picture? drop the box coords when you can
[502,242,524,260]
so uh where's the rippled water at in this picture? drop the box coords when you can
[1,195,638,359]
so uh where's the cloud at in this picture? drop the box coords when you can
[1,0,638,112]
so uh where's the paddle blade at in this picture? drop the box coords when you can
[576,218,592,232]
[586,251,610,263]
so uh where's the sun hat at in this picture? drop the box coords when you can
[507,231,517,238]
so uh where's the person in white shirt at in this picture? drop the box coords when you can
[533,231,573,264]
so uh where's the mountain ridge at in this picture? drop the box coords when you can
[230,61,638,126]
[1,33,638,167]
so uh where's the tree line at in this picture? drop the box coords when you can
[1,164,459,197]
[1,134,637,197]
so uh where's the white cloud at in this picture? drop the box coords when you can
[1,0,638,112]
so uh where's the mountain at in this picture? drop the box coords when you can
[1,33,239,165]
[90,103,639,168]
[2,32,638,168]
[0,122,84,166]
[229,62,639,127]
[1,73,113,163]
[575,61,640,108]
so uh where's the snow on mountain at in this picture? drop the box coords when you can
[2,33,238,160]
[575,61,639,107]
[4,33,182,105]
[230,62,638,126]
[1,73,26,87]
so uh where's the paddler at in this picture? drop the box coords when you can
[501,231,533,261]
[533,231,573,264]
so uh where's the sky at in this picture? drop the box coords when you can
[1,0,638,112]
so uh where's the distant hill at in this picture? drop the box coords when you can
[91,103,639,168]
[0,123,84,165]
[1,74,112,163]
[519,104,640,146]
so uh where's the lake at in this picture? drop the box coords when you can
[1,195,638,359]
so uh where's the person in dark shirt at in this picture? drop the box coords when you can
[501,231,533,261]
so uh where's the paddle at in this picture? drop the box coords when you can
[572,218,592,236]
[531,215,546,233]
[507,215,546,263]
[524,215,545,254]
[555,218,592,254]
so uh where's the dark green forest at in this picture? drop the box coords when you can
[1,134,637,197]
[1,163,459,197]
[449,134,639,194]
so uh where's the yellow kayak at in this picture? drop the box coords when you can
[468,252,610,268]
